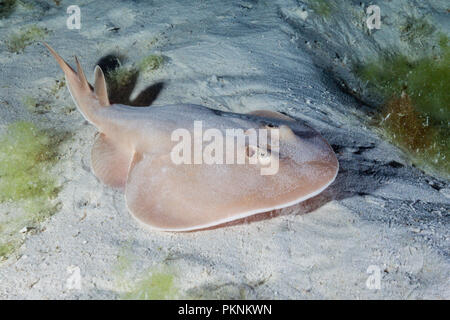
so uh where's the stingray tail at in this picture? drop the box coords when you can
[42,42,110,125]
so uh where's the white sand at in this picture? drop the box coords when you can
[0,0,448,299]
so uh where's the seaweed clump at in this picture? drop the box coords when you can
[106,67,137,89]
[0,121,64,259]
[122,270,178,300]
[399,16,435,46]
[138,54,164,73]
[112,246,257,300]
[22,96,52,114]
[105,66,138,104]
[6,25,49,53]
[308,0,333,18]
[113,246,179,300]
[356,35,450,177]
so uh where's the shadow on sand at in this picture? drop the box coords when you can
[96,54,165,107]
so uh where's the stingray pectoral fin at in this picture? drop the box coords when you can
[125,148,338,231]
[248,110,294,121]
[90,133,133,189]
[125,153,253,231]
[125,153,181,230]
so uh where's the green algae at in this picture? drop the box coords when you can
[22,96,52,114]
[356,35,450,177]
[122,270,178,300]
[17,0,34,10]
[104,66,138,104]
[357,43,449,121]
[399,15,435,46]
[108,67,136,85]
[0,121,65,260]
[0,241,17,258]
[308,0,333,18]
[112,243,135,290]
[113,245,179,300]
[6,25,49,53]
[50,78,66,96]
[0,122,59,202]
[105,66,137,91]
[138,54,164,73]
[102,52,164,104]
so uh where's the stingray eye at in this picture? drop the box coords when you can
[246,145,272,165]
[257,147,272,166]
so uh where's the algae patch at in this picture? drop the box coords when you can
[22,96,52,114]
[399,15,435,46]
[138,54,164,73]
[356,35,450,177]
[50,78,66,96]
[105,55,163,89]
[122,270,178,300]
[307,0,334,18]
[113,246,179,300]
[6,25,49,53]
[105,66,138,104]
[0,121,64,260]
[106,66,137,89]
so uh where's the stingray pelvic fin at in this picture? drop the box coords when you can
[91,133,133,189]
[94,66,110,107]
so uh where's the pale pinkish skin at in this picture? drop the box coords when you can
[44,43,338,231]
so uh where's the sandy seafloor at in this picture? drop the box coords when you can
[0,0,449,299]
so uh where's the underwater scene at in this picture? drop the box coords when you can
[0,0,449,301]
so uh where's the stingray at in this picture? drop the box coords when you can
[43,42,338,231]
